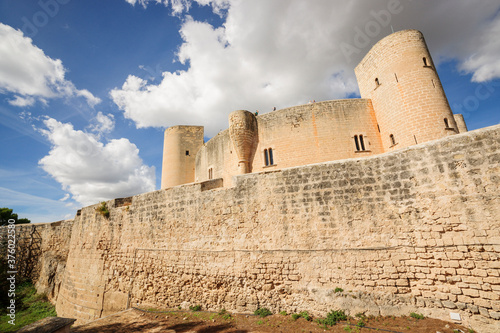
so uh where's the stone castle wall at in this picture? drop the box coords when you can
[195,99,384,186]
[54,124,500,331]
[0,221,73,303]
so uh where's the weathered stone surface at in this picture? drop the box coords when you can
[4,124,499,333]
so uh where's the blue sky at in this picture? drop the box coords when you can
[0,0,499,223]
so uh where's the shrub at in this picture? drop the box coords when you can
[410,312,424,320]
[334,287,344,293]
[189,305,201,311]
[279,311,287,316]
[291,313,301,320]
[317,309,348,326]
[299,311,312,321]
[254,307,272,317]
[96,202,110,218]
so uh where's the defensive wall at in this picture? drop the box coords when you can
[0,221,73,304]
[44,124,500,331]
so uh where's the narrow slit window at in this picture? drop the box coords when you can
[423,57,428,66]
[185,150,189,156]
[444,118,449,128]
[375,78,380,87]
[359,135,365,151]
[208,168,213,180]
[394,73,398,82]
[354,135,360,151]
[390,134,396,146]
[269,148,274,165]
[264,149,269,166]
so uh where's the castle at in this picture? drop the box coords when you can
[161,30,468,189]
[6,30,499,332]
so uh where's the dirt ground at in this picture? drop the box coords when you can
[71,308,473,333]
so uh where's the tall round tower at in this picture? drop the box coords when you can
[355,30,459,151]
[229,110,258,174]
[161,125,204,189]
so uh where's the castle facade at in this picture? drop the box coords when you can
[161,30,468,189]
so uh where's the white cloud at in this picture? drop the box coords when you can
[38,117,155,206]
[88,111,115,137]
[115,0,500,136]
[459,14,500,82]
[8,95,36,107]
[59,193,70,201]
[0,23,101,107]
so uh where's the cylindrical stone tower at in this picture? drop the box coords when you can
[161,125,204,189]
[355,30,459,151]
[229,110,258,174]
[454,114,468,133]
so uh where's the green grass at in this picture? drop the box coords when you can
[409,312,425,320]
[0,281,57,332]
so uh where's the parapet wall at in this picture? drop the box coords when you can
[56,125,500,331]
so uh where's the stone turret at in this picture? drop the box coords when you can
[161,125,204,189]
[228,110,258,174]
[355,29,460,151]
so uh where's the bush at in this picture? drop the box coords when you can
[334,287,344,293]
[291,313,301,320]
[96,202,110,218]
[254,307,272,317]
[299,311,312,321]
[317,309,348,327]
[189,305,202,311]
[410,312,424,320]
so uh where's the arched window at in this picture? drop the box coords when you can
[390,134,396,146]
[444,118,449,128]
[423,57,428,66]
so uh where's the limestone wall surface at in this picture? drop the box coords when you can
[0,221,73,303]
[196,99,383,186]
[56,125,499,331]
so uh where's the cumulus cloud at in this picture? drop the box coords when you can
[459,14,500,82]
[115,0,500,136]
[0,23,101,107]
[38,117,155,206]
[87,112,115,137]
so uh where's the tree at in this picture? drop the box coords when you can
[0,207,31,225]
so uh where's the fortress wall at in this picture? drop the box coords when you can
[356,30,458,151]
[195,129,240,186]
[57,125,500,331]
[0,221,74,303]
[195,99,383,185]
